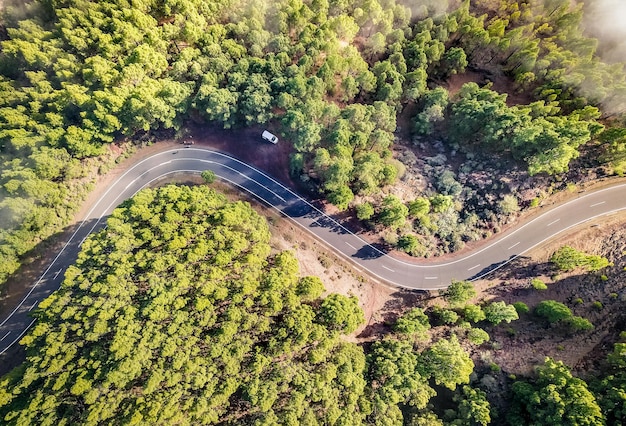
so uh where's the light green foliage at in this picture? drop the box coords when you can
[531,278,548,290]
[408,197,431,218]
[366,338,437,424]
[394,308,430,339]
[550,246,611,272]
[0,186,368,425]
[432,306,460,325]
[467,328,490,345]
[483,301,519,325]
[356,201,375,221]
[378,195,409,229]
[430,194,454,213]
[419,335,475,390]
[444,280,477,308]
[201,169,216,184]
[462,304,486,323]
[509,358,604,425]
[498,194,520,215]
[453,386,491,426]
[319,294,365,334]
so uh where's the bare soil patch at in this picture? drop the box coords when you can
[471,211,626,377]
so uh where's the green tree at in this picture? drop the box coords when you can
[394,308,430,339]
[443,281,477,308]
[509,358,604,425]
[483,301,519,325]
[356,202,375,221]
[0,185,368,425]
[378,195,409,229]
[550,246,611,272]
[420,335,475,390]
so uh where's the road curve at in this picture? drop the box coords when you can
[1,147,626,355]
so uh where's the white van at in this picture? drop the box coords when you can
[262,130,278,144]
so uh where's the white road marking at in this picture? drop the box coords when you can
[53,268,62,279]
[590,201,606,207]
[424,276,438,280]
[468,264,481,271]
[546,219,560,227]
[0,331,10,341]
[346,242,356,250]
[28,301,39,312]
[382,265,395,272]
[508,242,520,250]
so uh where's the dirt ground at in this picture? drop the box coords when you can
[470,211,626,377]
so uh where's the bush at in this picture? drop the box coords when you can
[535,300,572,323]
[467,328,490,345]
[483,301,519,325]
[433,307,459,324]
[531,278,547,290]
[513,302,529,314]
[201,170,216,184]
[550,246,611,272]
[356,202,375,220]
[563,316,594,332]
[462,304,486,323]
[443,280,476,307]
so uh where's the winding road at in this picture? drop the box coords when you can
[1,146,625,355]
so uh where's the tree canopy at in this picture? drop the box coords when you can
[0,185,369,425]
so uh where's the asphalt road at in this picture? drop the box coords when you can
[1,147,625,355]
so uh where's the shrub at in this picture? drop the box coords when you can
[563,316,594,332]
[484,301,519,325]
[355,202,375,220]
[513,302,529,314]
[531,278,547,290]
[550,246,610,272]
[467,328,490,345]
[201,170,216,184]
[463,304,486,323]
[535,300,572,323]
[443,280,476,307]
[433,306,459,324]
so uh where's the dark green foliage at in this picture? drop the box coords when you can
[550,246,611,272]
[535,300,572,323]
[509,358,604,425]
[0,186,368,425]
[534,300,593,333]
[397,234,425,257]
[512,301,529,314]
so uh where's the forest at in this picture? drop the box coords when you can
[0,0,625,424]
